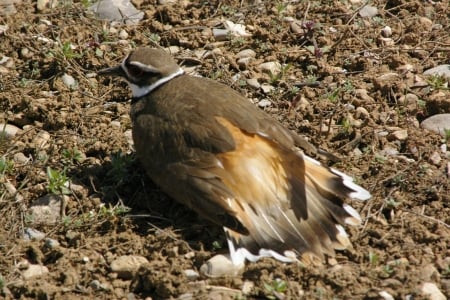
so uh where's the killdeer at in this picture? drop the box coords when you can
[98,47,371,266]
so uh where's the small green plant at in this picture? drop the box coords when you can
[268,64,291,84]
[385,197,400,209]
[426,74,448,91]
[0,157,14,176]
[340,117,352,134]
[263,278,287,300]
[383,264,394,275]
[98,203,131,218]
[61,41,82,59]
[275,2,288,16]
[62,148,83,164]
[443,128,450,142]
[107,151,134,183]
[148,33,161,43]
[326,87,341,102]
[212,240,222,250]
[368,251,379,266]
[46,167,71,195]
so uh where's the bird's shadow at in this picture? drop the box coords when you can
[71,150,226,255]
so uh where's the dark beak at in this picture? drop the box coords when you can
[97,65,125,77]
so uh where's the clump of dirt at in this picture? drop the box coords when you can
[0,0,449,299]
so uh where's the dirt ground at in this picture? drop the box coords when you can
[0,0,449,299]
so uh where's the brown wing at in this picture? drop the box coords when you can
[131,75,370,264]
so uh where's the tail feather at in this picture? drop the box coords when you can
[223,149,370,265]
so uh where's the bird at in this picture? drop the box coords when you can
[98,47,371,266]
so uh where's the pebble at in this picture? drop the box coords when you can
[260,84,275,94]
[28,194,63,224]
[378,291,394,300]
[111,120,121,129]
[89,0,144,25]
[183,269,199,281]
[421,114,450,137]
[381,26,392,37]
[223,20,252,38]
[355,106,370,119]
[199,254,244,278]
[429,151,441,166]
[23,228,46,241]
[359,5,378,18]
[36,0,58,11]
[241,281,254,294]
[237,57,253,68]
[246,78,260,89]
[423,64,450,79]
[32,130,51,149]
[44,237,60,248]
[212,28,229,41]
[0,123,21,139]
[0,24,8,34]
[110,255,149,279]
[259,61,282,75]
[118,29,128,39]
[14,152,30,164]
[124,129,134,148]
[62,73,77,88]
[388,129,408,141]
[258,99,272,108]
[22,264,49,280]
[420,282,446,300]
[236,49,256,59]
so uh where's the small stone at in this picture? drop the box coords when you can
[212,28,230,41]
[241,281,254,294]
[419,17,433,31]
[23,228,46,241]
[236,49,256,59]
[44,238,60,248]
[258,99,272,108]
[259,61,282,75]
[62,73,77,89]
[89,0,144,25]
[359,5,378,18]
[28,194,63,224]
[388,129,408,141]
[237,57,253,68]
[420,282,446,300]
[421,114,450,137]
[423,65,450,79]
[381,26,392,37]
[183,269,199,281]
[378,291,394,300]
[200,254,244,278]
[111,120,121,129]
[119,29,128,39]
[32,130,51,149]
[13,152,30,164]
[246,78,260,89]
[22,264,49,280]
[110,255,149,279]
[37,0,58,11]
[0,123,21,139]
[440,144,447,154]
[429,151,441,166]
[223,20,251,38]
[260,84,275,94]
[0,24,8,34]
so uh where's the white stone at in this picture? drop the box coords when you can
[200,254,244,278]
[423,65,450,79]
[421,282,446,300]
[259,61,282,75]
[183,269,199,281]
[258,99,272,108]
[260,84,275,94]
[223,20,251,38]
[22,264,49,280]
[110,255,149,279]
[429,151,441,166]
[62,73,77,88]
[0,123,21,139]
[381,26,392,37]
[32,130,51,149]
[118,29,128,39]
[379,291,394,300]
[359,5,378,18]
[13,152,30,164]
[389,129,408,141]
[421,114,450,137]
[23,228,46,241]
[89,0,144,25]
[246,78,260,89]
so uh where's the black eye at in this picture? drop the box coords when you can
[128,65,144,77]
